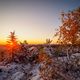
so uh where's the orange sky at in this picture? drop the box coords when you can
[0,33,58,45]
[0,37,58,45]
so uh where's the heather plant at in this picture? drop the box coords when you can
[38,48,72,80]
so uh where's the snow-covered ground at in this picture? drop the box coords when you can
[0,62,42,80]
[0,46,80,80]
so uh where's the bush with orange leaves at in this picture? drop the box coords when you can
[38,49,55,80]
[38,49,52,64]
[55,7,80,45]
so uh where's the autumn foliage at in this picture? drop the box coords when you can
[56,7,80,45]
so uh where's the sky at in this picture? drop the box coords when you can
[0,0,80,44]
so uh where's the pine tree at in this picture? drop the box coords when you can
[6,31,19,60]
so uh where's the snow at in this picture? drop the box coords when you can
[11,72,24,80]
[71,53,80,57]
[0,62,42,80]
[43,47,53,57]
[0,45,80,80]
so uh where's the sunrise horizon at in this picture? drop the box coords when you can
[0,0,80,45]
[0,37,57,45]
